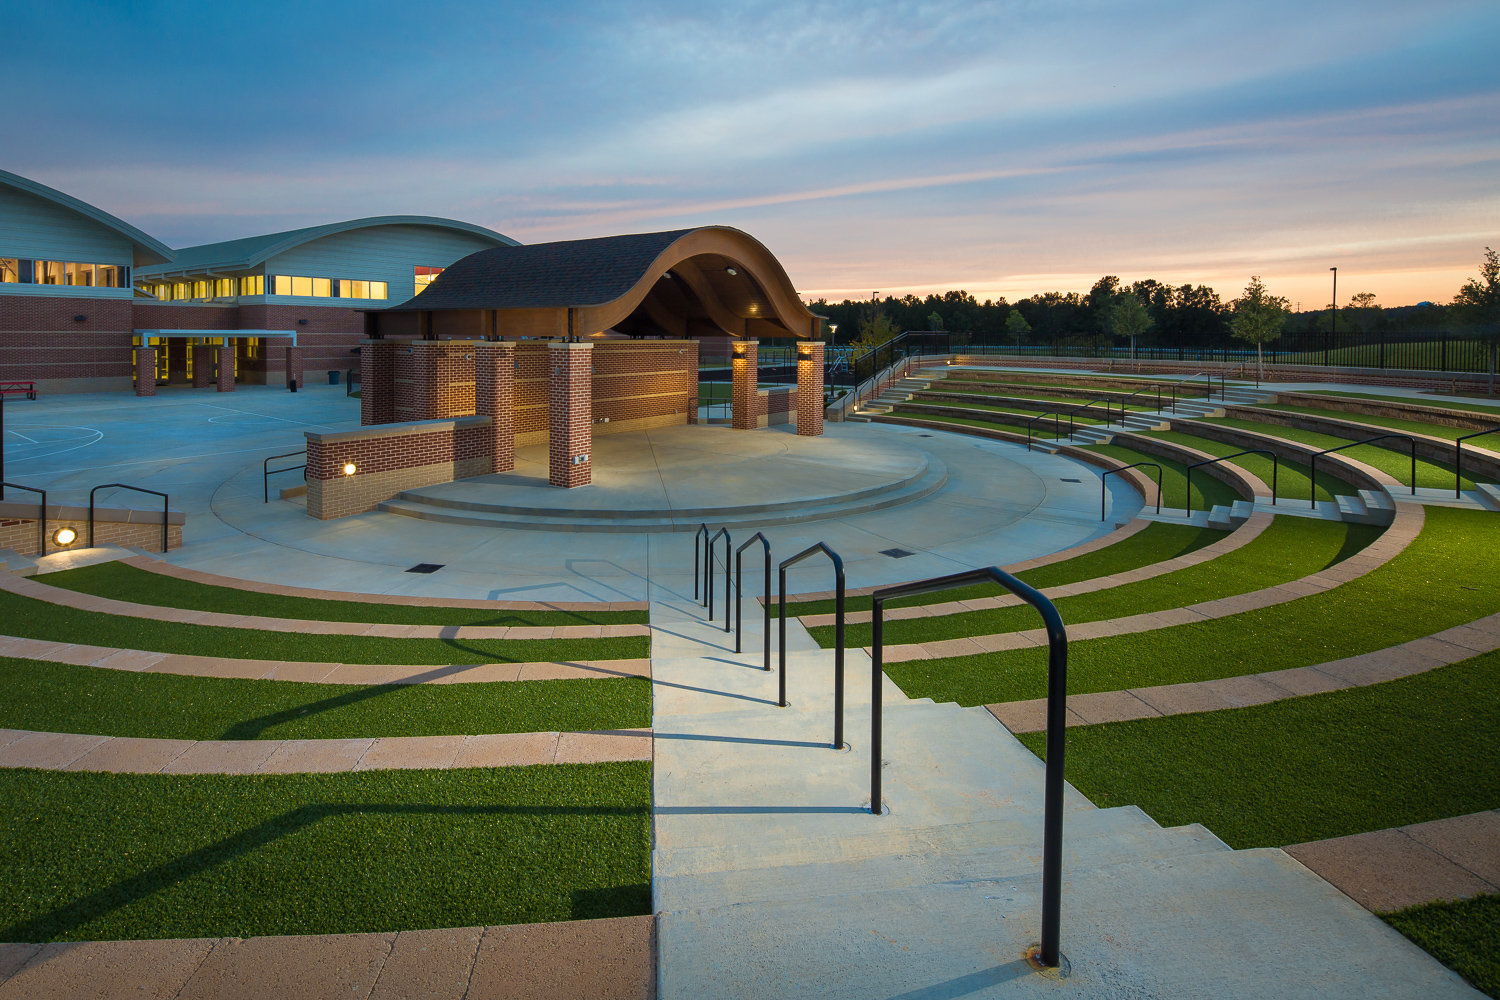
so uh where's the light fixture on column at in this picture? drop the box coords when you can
[343,462,357,476]
[726,267,738,276]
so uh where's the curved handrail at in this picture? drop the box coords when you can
[1186,450,1277,515]
[1024,396,1120,451]
[1455,427,1500,498]
[693,524,710,605]
[735,532,772,668]
[778,542,846,745]
[1101,462,1162,520]
[1309,435,1416,508]
[1,482,45,554]
[89,482,170,552]
[870,566,1068,968]
[263,449,308,503]
[707,528,731,626]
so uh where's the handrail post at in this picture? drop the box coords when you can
[735,533,773,667]
[707,528,730,622]
[777,542,846,743]
[693,523,709,604]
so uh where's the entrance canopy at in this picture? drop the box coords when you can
[134,329,297,343]
[368,226,822,341]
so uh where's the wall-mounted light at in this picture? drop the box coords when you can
[297,319,308,325]
[571,454,589,465]
[343,462,357,476]
[726,267,738,276]
[53,526,78,547]
[73,315,87,323]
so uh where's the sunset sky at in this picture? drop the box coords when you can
[3,0,1496,309]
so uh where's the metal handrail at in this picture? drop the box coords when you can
[735,532,772,668]
[1024,397,1120,451]
[1186,450,1278,515]
[1,482,45,553]
[263,449,307,503]
[89,483,170,552]
[707,528,731,627]
[870,566,1068,968]
[1101,462,1162,520]
[1168,369,1220,413]
[693,523,710,605]
[777,542,845,742]
[1309,435,1416,508]
[1455,427,1500,498]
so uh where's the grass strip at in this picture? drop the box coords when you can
[1203,416,1488,490]
[780,522,1220,618]
[812,517,1377,647]
[1015,651,1500,849]
[0,590,649,664]
[1079,443,1241,510]
[0,658,649,740]
[1383,895,1500,999]
[925,382,1159,409]
[887,505,1498,704]
[1307,390,1500,416]
[1253,402,1500,444]
[37,562,648,626]
[1142,428,1355,502]
[0,762,650,942]
[900,400,1114,424]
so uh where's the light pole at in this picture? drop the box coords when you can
[1328,267,1337,366]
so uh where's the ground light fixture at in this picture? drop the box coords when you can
[343,462,357,476]
[52,526,77,546]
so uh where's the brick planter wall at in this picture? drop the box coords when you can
[0,500,185,556]
[304,417,493,519]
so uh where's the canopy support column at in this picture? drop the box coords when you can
[797,341,825,436]
[549,341,592,488]
[732,339,759,430]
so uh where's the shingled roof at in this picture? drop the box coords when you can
[381,229,697,312]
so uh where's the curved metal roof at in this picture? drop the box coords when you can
[142,216,520,275]
[0,168,174,266]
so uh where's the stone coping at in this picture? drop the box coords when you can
[305,414,491,445]
[0,634,652,684]
[0,727,653,774]
[878,500,1421,664]
[987,605,1496,734]
[0,914,655,1000]
[1171,414,1403,495]
[1286,810,1500,914]
[800,511,1274,627]
[113,555,650,612]
[0,571,649,640]
[0,501,185,525]
[1275,391,1500,431]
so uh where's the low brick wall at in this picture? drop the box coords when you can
[0,501,185,556]
[305,417,493,519]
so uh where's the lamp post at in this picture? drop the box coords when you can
[1327,267,1337,367]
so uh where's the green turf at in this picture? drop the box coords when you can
[886,506,1498,705]
[1201,416,1489,490]
[0,658,649,740]
[899,400,1113,426]
[779,523,1221,618]
[1254,402,1500,443]
[0,762,650,942]
[1016,650,1500,849]
[36,562,647,626]
[1142,428,1356,502]
[812,517,1376,647]
[1308,390,1500,416]
[1383,895,1500,998]
[0,590,649,664]
[925,382,1159,409]
[1079,443,1241,510]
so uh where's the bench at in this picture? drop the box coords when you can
[0,381,37,400]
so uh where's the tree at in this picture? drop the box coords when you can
[1453,247,1500,395]
[1005,309,1031,349]
[926,310,944,331]
[1345,291,1380,334]
[1230,276,1290,381]
[852,293,901,349]
[1103,291,1154,360]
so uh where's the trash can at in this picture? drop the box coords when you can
[329,370,341,385]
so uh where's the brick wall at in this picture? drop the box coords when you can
[732,340,759,430]
[0,501,184,556]
[796,341,825,436]
[0,293,135,393]
[284,345,304,389]
[394,341,477,421]
[474,342,516,473]
[549,342,593,487]
[360,340,398,425]
[191,346,214,388]
[304,417,493,519]
[134,345,157,397]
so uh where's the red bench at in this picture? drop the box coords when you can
[0,382,37,400]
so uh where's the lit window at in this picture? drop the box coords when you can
[291,276,313,297]
[97,265,122,288]
[0,259,17,283]
[414,265,443,293]
[312,277,331,297]
[65,262,94,286]
[242,274,264,296]
[371,281,387,299]
[273,275,291,295]
[37,261,64,285]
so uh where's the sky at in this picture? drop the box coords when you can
[2,0,1496,309]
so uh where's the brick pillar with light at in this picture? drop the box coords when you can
[548,341,592,488]
[475,341,516,473]
[796,340,825,436]
[731,339,758,430]
[284,345,304,389]
[216,341,235,392]
[360,340,398,425]
[134,345,157,397]
[191,346,214,388]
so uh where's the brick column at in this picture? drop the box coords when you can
[284,345,304,389]
[216,342,235,392]
[360,340,398,425]
[475,341,515,473]
[191,346,214,388]
[134,346,158,397]
[548,341,592,488]
[731,339,759,430]
[796,341,825,437]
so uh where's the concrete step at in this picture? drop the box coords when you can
[1476,482,1500,511]
[1335,490,1397,525]
[0,548,38,577]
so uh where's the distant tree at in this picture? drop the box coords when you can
[853,293,901,349]
[1453,246,1500,394]
[1345,291,1380,334]
[1230,276,1290,381]
[1103,291,1154,360]
[1005,310,1031,349]
[926,310,944,331]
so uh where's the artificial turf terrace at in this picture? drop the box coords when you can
[0,370,1496,998]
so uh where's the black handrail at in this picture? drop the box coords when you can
[1025,397,1120,451]
[777,542,845,743]
[263,449,307,503]
[1,482,45,554]
[735,532,772,668]
[1101,462,1162,520]
[89,483,170,552]
[1186,450,1277,515]
[870,566,1068,968]
[1309,435,1416,508]
[707,527,731,627]
[693,523,710,605]
[1455,427,1500,498]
